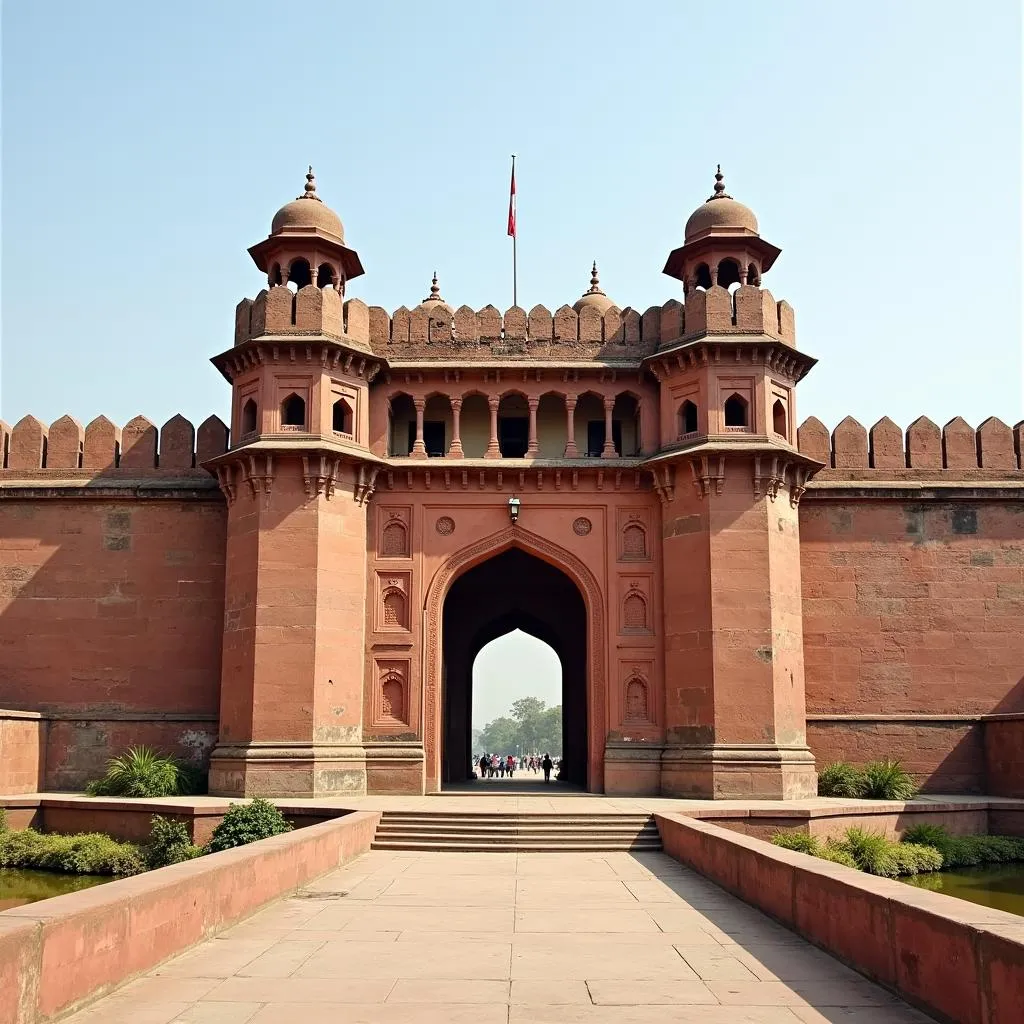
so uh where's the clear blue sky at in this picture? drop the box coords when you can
[2,2,1021,724]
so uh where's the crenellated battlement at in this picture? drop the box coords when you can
[798,415,1024,475]
[233,284,796,362]
[0,414,228,475]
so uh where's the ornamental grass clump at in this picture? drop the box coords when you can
[0,827,145,876]
[772,827,939,877]
[206,798,292,854]
[817,762,865,798]
[86,746,202,798]
[860,760,918,800]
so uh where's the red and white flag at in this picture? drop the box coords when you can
[507,157,517,238]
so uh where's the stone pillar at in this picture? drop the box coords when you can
[659,455,816,800]
[601,396,618,458]
[448,398,464,458]
[411,399,427,458]
[527,397,540,457]
[209,456,368,798]
[485,396,501,458]
[563,398,579,458]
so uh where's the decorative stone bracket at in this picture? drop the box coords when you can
[648,465,676,505]
[243,453,274,509]
[644,447,822,506]
[301,455,342,500]
[211,451,382,508]
[689,455,726,499]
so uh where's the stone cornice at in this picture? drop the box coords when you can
[642,436,824,506]
[0,475,221,501]
[378,459,652,494]
[803,479,1024,501]
[643,335,816,383]
[210,335,383,383]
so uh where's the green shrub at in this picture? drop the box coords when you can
[145,816,204,869]
[860,760,918,801]
[818,842,859,869]
[0,807,7,832]
[771,830,820,854]
[939,834,1024,868]
[206,799,292,854]
[0,827,145,875]
[817,762,865,798]
[902,823,949,847]
[891,842,944,875]
[86,746,202,798]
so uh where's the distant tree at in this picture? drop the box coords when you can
[477,699,562,757]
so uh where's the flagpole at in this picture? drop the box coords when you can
[511,154,517,308]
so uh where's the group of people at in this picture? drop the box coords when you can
[475,752,556,782]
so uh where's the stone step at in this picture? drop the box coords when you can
[375,822,659,833]
[371,839,663,853]
[372,810,662,853]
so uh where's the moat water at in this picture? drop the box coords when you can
[0,868,110,910]
[901,863,1024,918]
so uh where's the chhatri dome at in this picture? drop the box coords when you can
[270,166,345,242]
[573,261,615,314]
[683,166,759,240]
[416,272,452,316]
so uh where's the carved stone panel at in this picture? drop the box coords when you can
[377,506,412,558]
[617,508,651,561]
[375,570,412,632]
[373,659,411,729]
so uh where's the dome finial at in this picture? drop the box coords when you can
[299,166,323,203]
[423,270,445,304]
[587,260,604,295]
[709,164,732,201]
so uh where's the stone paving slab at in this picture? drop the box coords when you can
[61,850,935,1023]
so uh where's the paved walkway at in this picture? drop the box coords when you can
[65,850,933,1023]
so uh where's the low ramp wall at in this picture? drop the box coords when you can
[656,812,1024,1024]
[0,809,380,1024]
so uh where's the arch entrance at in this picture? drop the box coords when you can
[437,547,590,789]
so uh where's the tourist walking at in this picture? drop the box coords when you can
[542,753,553,783]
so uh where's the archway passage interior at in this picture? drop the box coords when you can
[441,548,588,788]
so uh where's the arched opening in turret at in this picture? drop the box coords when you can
[241,399,258,437]
[679,400,698,437]
[269,263,282,287]
[281,393,306,430]
[612,393,641,455]
[724,393,749,429]
[388,393,415,456]
[317,262,336,290]
[747,262,761,287]
[287,258,312,291]
[717,258,742,290]
[332,398,353,436]
[498,392,529,457]
[773,399,787,439]
[694,263,713,290]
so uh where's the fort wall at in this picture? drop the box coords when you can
[797,416,1024,791]
[0,415,229,787]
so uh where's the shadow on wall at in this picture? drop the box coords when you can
[0,414,230,790]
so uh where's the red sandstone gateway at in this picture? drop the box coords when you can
[0,168,1021,800]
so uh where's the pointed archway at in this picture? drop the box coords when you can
[422,526,606,793]
[442,550,586,787]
